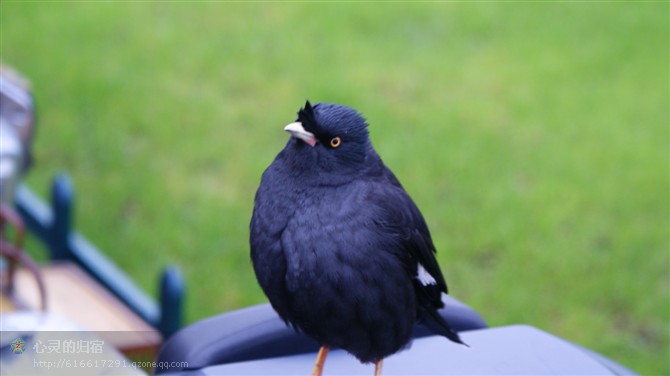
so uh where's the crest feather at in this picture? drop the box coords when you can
[297,100,319,134]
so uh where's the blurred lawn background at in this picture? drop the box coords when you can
[2,2,667,374]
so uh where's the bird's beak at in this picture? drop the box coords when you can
[284,122,317,147]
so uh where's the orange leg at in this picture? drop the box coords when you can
[311,345,330,376]
[374,359,383,376]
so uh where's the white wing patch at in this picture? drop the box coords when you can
[417,263,437,286]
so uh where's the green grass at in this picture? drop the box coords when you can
[2,2,668,374]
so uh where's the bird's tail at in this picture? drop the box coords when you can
[423,309,469,348]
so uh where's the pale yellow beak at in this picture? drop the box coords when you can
[284,122,317,147]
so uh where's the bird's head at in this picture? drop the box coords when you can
[282,101,373,177]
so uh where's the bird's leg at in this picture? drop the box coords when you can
[374,359,383,376]
[311,345,329,376]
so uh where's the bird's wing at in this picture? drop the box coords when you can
[371,165,449,304]
[367,166,467,344]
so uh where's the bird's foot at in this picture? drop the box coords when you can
[311,345,329,376]
[374,359,383,376]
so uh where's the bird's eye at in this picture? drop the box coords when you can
[330,136,342,148]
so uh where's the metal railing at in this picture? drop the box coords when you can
[14,173,184,338]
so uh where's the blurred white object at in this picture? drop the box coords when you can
[0,66,35,205]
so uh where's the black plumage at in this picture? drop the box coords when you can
[250,101,464,374]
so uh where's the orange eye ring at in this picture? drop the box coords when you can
[330,136,342,148]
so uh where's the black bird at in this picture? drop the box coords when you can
[250,101,465,376]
